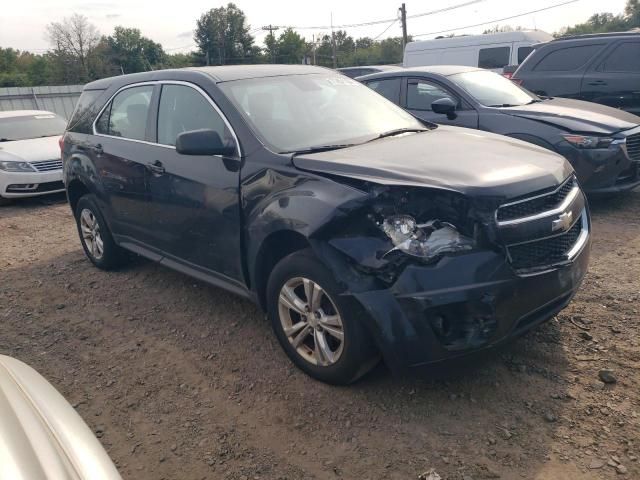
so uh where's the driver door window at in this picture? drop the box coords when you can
[157,84,233,150]
[406,79,457,111]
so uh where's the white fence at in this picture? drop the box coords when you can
[0,85,83,120]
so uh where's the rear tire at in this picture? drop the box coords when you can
[74,194,128,270]
[267,249,379,385]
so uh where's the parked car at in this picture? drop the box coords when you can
[337,65,402,79]
[62,65,590,384]
[512,32,640,115]
[0,355,122,479]
[360,66,640,194]
[0,110,66,205]
[404,30,553,73]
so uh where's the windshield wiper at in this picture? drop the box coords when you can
[281,144,357,155]
[0,138,11,142]
[488,104,520,108]
[368,128,428,143]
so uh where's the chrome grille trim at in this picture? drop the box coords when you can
[496,176,579,226]
[29,159,63,172]
[626,132,640,162]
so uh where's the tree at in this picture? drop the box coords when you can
[270,28,307,64]
[194,3,255,65]
[559,0,640,36]
[46,14,100,81]
[105,26,166,73]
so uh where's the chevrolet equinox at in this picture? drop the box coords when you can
[62,65,591,384]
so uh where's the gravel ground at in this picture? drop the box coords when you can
[0,191,638,480]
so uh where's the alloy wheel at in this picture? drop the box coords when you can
[80,208,104,260]
[278,277,345,367]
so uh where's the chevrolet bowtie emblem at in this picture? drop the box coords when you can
[552,211,573,232]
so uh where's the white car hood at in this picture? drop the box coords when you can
[0,355,122,480]
[0,136,60,162]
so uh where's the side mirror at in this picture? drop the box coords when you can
[175,129,235,156]
[431,97,458,120]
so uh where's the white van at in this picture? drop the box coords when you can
[403,30,553,72]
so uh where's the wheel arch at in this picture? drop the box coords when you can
[66,178,91,214]
[252,229,311,311]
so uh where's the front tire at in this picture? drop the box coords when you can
[267,249,378,385]
[75,194,127,270]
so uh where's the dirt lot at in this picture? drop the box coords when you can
[1,191,639,480]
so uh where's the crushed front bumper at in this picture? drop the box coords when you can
[351,239,590,372]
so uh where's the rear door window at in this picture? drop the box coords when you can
[406,79,457,111]
[157,84,232,148]
[518,46,534,64]
[600,42,640,72]
[95,85,153,141]
[533,44,604,72]
[478,47,510,69]
[365,78,401,103]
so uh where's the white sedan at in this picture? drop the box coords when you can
[0,110,67,205]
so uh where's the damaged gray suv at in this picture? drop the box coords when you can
[62,65,591,384]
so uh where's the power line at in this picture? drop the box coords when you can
[373,19,399,41]
[283,0,485,30]
[413,0,581,37]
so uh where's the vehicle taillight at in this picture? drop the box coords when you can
[58,135,65,157]
[511,78,524,86]
[502,72,513,79]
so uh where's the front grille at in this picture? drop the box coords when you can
[497,176,576,222]
[626,132,640,162]
[508,219,582,270]
[30,159,63,172]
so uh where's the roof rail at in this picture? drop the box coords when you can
[553,31,640,41]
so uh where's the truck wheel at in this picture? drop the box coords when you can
[75,194,128,270]
[267,249,379,385]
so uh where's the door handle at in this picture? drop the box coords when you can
[146,160,165,174]
[89,143,103,155]
[588,80,607,86]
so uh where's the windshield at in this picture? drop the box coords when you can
[0,113,67,142]
[219,74,425,153]
[450,70,538,107]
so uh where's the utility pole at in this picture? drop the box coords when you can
[312,34,317,65]
[262,24,280,63]
[331,13,337,69]
[399,3,408,50]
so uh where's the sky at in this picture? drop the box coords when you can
[0,0,631,53]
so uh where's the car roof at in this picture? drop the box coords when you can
[85,65,335,90]
[338,65,402,72]
[357,65,482,80]
[551,31,640,42]
[0,110,57,119]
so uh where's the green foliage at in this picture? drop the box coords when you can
[6,0,638,88]
[558,0,639,36]
[194,2,255,65]
[105,27,166,74]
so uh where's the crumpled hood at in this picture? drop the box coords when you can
[0,136,60,162]
[0,355,122,480]
[294,126,573,200]
[499,97,640,135]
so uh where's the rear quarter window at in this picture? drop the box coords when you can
[533,43,605,72]
[67,89,105,133]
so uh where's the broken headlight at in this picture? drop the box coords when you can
[380,215,474,260]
